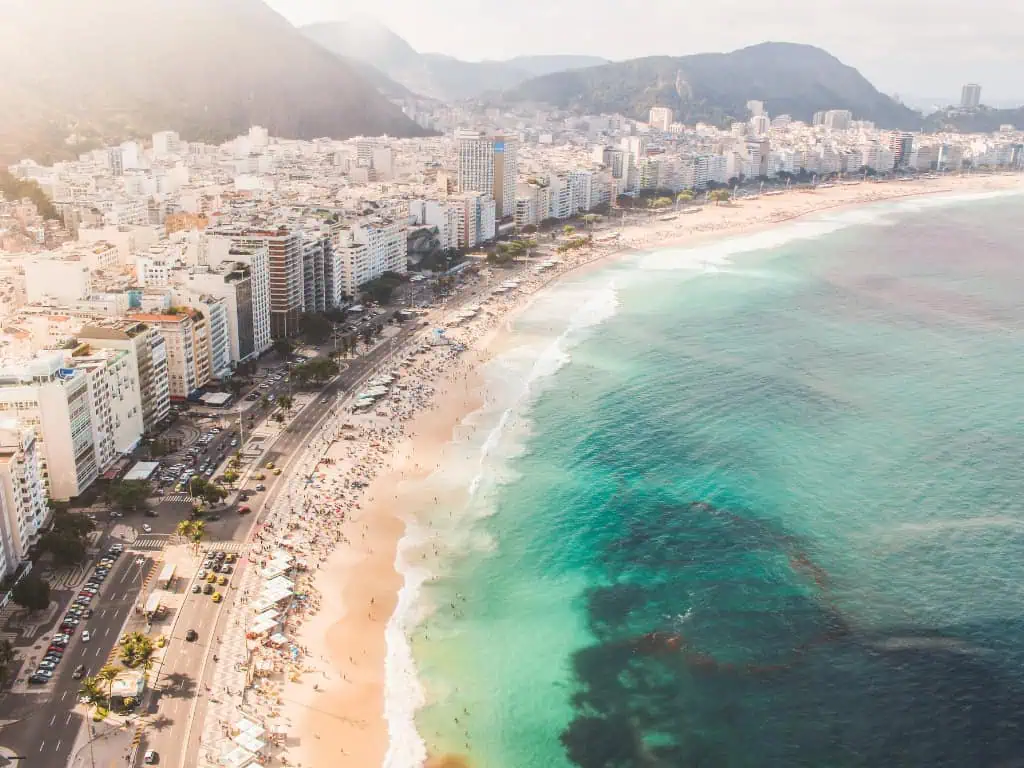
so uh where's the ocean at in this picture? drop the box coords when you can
[389,191,1024,768]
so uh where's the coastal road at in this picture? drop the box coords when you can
[134,322,423,767]
[0,552,156,767]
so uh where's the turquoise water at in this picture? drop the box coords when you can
[404,193,1024,767]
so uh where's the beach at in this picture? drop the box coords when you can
[207,172,1024,768]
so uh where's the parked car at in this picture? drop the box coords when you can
[73,664,87,679]
[192,584,202,593]
[81,630,92,642]
[203,583,214,595]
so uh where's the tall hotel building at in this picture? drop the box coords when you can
[456,129,518,219]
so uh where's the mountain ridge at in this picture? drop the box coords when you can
[0,0,430,163]
[498,42,923,130]
[300,20,609,101]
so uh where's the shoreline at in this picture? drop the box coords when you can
[245,173,1024,768]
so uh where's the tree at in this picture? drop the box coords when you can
[221,470,239,486]
[119,632,155,668]
[676,191,695,205]
[259,395,271,410]
[562,224,576,236]
[176,520,206,553]
[300,312,333,344]
[106,480,152,512]
[38,511,94,566]
[277,394,294,413]
[272,339,294,358]
[229,452,243,470]
[271,412,285,423]
[97,665,120,710]
[12,573,50,611]
[226,379,246,397]
[0,170,59,220]
[710,190,732,204]
[361,326,374,345]
[79,675,103,705]
[0,638,15,681]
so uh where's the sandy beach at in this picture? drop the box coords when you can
[209,173,1024,768]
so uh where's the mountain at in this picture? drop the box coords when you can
[923,106,1024,133]
[340,57,424,101]
[301,19,608,102]
[501,55,611,77]
[500,42,923,130]
[0,0,429,163]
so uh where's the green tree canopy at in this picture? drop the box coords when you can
[272,339,294,358]
[38,511,94,566]
[106,480,152,511]
[300,312,333,344]
[12,573,50,611]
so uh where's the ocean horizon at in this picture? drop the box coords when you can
[389,190,1024,767]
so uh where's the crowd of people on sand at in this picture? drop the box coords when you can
[199,183,955,766]
[197,227,629,767]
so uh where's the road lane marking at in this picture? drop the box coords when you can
[66,713,72,725]
[104,627,110,636]
[55,739,61,751]
[100,609,106,618]
[61,690,67,701]
[50,713,56,725]
[39,742,45,752]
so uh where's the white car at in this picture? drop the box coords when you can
[81,630,91,642]
[142,524,152,533]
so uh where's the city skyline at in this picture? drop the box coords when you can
[265,0,1024,101]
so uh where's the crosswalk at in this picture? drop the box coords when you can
[203,540,249,554]
[160,493,195,503]
[131,534,171,550]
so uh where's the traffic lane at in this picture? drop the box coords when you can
[1,556,149,762]
[144,581,226,768]
[179,548,252,768]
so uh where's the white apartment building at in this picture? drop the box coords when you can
[456,129,519,218]
[23,258,93,304]
[77,320,170,435]
[74,348,145,469]
[203,239,272,358]
[335,214,408,296]
[185,295,231,380]
[132,312,205,399]
[449,193,496,250]
[152,130,182,158]
[649,107,674,132]
[136,254,173,287]
[0,420,47,580]
[302,236,327,314]
[0,352,99,500]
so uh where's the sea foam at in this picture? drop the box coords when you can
[384,276,619,767]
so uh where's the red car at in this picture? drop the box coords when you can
[237,505,252,515]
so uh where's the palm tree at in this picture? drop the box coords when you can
[79,675,102,704]
[277,394,294,413]
[97,665,120,710]
[120,632,155,669]
[229,452,243,470]
[176,520,205,553]
[562,224,576,237]
[259,395,271,410]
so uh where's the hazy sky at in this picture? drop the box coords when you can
[268,0,1024,102]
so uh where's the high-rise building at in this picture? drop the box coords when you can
[78,320,171,436]
[334,213,408,297]
[888,131,915,168]
[961,83,982,110]
[0,352,99,500]
[131,312,207,399]
[649,107,674,132]
[749,114,771,136]
[0,419,47,580]
[456,130,519,219]
[823,110,853,131]
[231,228,303,339]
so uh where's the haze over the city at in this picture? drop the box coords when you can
[268,0,1024,101]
